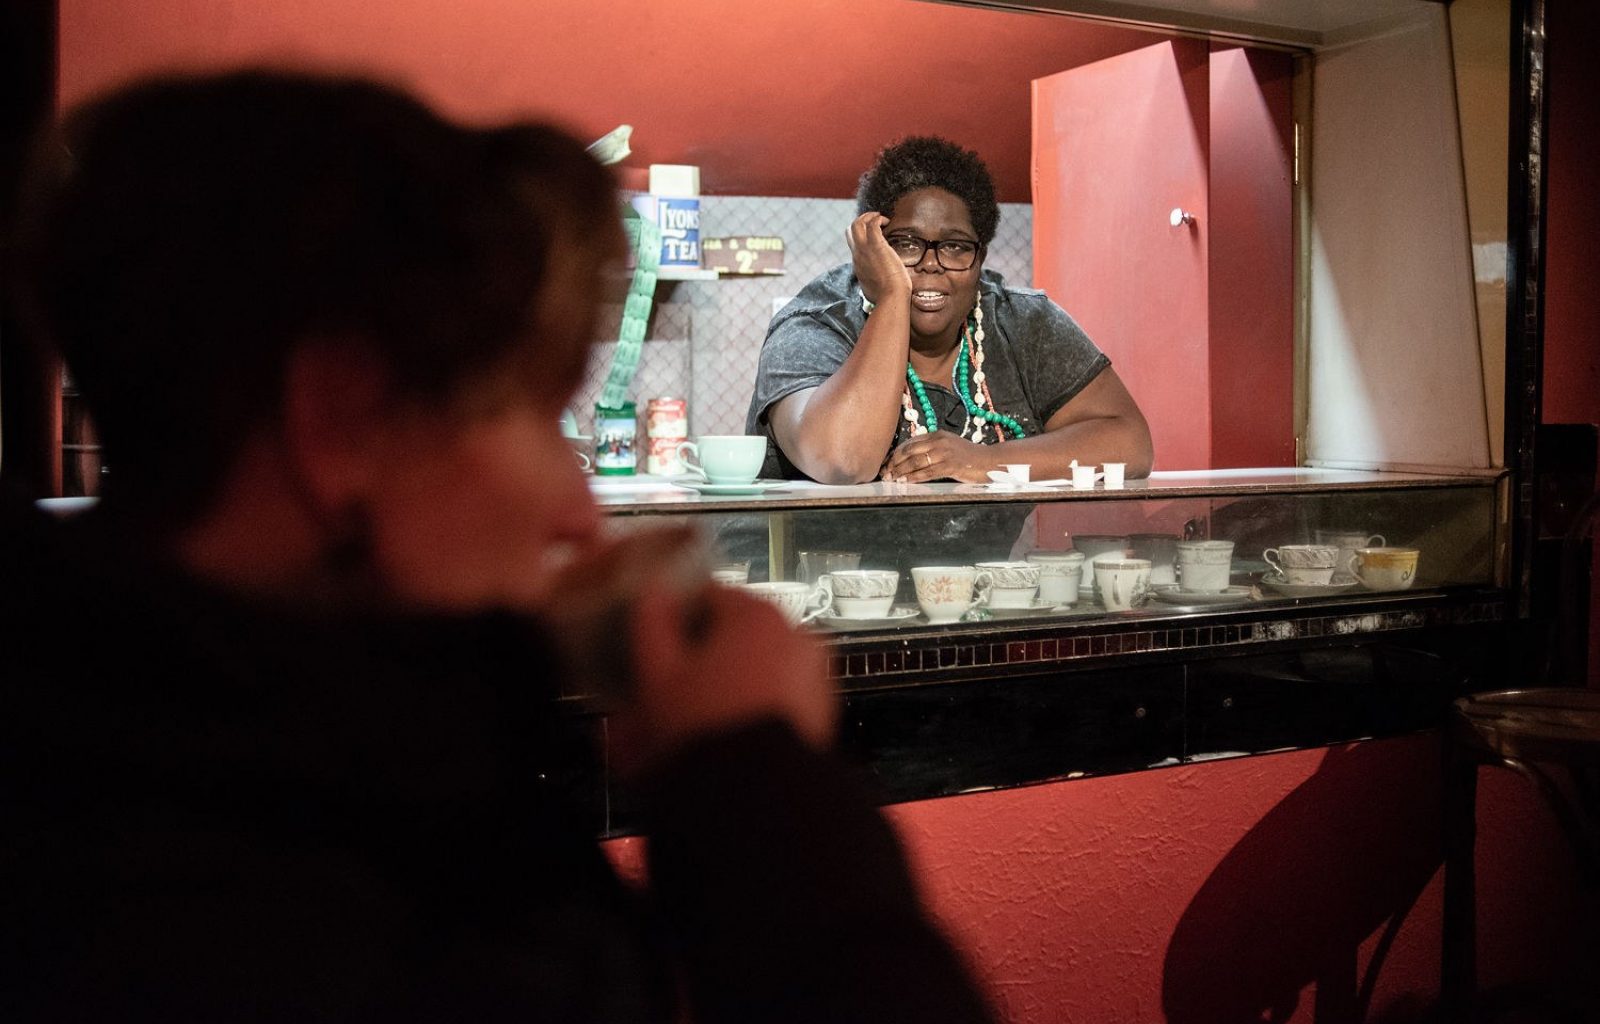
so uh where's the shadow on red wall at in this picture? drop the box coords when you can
[1162,740,1443,1022]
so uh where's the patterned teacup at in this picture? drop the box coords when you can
[1026,551,1085,605]
[1263,544,1344,586]
[819,569,900,619]
[743,581,828,624]
[1315,530,1387,578]
[1352,547,1420,591]
[912,566,993,624]
[974,561,1041,609]
[711,561,751,586]
[1072,535,1131,597]
[1176,540,1235,594]
[1096,558,1153,611]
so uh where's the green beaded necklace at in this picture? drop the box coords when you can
[904,364,939,429]
[953,331,1027,439]
[902,306,1027,440]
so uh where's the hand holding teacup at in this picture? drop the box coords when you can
[620,582,833,777]
[539,527,835,777]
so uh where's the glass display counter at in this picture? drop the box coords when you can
[593,468,1504,638]
[585,467,1512,822]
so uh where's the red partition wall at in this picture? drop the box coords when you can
[1032,40,1294,472]
[1207,46,1295,468]
[1033,40,1214,472]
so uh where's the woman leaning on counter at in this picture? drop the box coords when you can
[746,136,1153,485]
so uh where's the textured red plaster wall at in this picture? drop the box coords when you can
[607,736,1587,1021]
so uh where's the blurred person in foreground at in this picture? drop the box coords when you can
[0,70,994,1024]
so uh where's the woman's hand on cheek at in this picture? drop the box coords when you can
[881,432,997,484]
[846,211,911,307]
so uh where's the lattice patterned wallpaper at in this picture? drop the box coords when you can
[574,196,1034,438]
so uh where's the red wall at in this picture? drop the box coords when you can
[608,736,1587,1021]
[58,0,1154,202]
[1032,38,1216,472]
[1207,46,1295,468]
[1030,40,1294,471]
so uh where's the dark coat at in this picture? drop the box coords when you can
[0,489,992,1024]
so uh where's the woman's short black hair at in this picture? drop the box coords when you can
[855,136,1000,246]
[10,69,615,526]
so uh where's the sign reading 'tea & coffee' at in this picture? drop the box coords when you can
[701,236,785,276]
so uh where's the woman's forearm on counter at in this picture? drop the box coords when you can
[770,305,911,483]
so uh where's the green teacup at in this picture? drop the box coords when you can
[677,435,766,485]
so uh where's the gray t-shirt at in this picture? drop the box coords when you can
[744,264,1110,479]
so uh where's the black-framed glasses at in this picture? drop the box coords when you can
[884,233,981,271]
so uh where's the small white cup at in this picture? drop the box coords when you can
[1351,547,1420,592]
[710,561,751,585]
[796,549,861,586]
[743,581,828,624]
[1175,540,1235,593]
[1315,530,1387,579]
[1071,535,1131,598]
[913,566,993,624]
[1096,558,1153,611]
[1071,463,1098,490]
[1001,463,1032,485]
[974,561,1041,609]
[1026,551,1085,605]
[567,436,594,471]
[818,569,900,619]
[1263,544,1344,586]
[1130,533,1179,586]
[1102,462,1126,489]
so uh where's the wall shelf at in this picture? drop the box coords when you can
[656,267,720,281]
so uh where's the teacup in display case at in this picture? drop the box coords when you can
[974,561,1043,612]
[912,565,992,624]
[1072,535,1132,598]
[1351,546,1421,591]
[1095,558,1153,611]
[743,581,828,624]
[815,570,905,623]
[1026,551,1085,605]
[598,468,1501,633]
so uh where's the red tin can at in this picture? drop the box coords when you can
[645,396,689,476]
